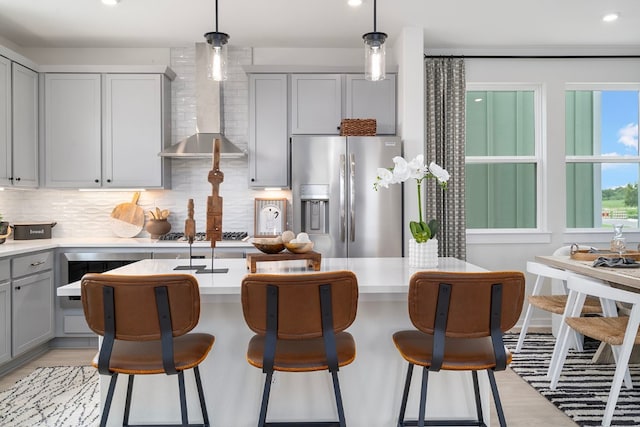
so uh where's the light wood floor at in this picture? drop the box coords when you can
[0,348,576,426]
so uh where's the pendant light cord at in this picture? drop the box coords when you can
[373,0,377,32]
[215,0,219,32]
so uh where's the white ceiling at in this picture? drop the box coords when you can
[0,0,638,52]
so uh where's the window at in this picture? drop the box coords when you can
[465,86,541,229]
[566,87,640,229]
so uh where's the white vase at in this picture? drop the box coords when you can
[408,238,438,268]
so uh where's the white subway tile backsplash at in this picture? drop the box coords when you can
[0,45,276,239]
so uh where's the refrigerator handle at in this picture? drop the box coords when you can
[350,152,355,242]
[340,154,346,242]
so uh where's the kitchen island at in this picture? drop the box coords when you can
[58,257,492,427]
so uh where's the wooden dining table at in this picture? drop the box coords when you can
[536,254,640,292]
[535,254,640,363]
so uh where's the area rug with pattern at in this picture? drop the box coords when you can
[0,366,99,427]
[505,333,640,426]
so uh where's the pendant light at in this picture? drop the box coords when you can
[362,0,387,81]
[204,0,230,81]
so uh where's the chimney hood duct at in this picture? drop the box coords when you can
[159,43,246,159]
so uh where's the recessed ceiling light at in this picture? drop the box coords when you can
[348,0,363,7]
[602,12,619,22]
[474,98,483,103]
[102,0,120,6]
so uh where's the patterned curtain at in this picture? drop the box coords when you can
[424,57,466,260]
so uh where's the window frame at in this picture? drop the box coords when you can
[564,83,640,234]
[465,83,547,244]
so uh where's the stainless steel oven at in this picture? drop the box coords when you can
[56,251,152,337]
[59,252,153,307]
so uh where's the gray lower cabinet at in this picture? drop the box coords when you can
[11,251,54,358]
[0,259,10,364]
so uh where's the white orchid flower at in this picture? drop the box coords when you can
[374,168,394,189]
[391,156,412,182]
[407,155,427,180]
[428,162,450,183]
[374,155,450,242]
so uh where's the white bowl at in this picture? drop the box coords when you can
[284,241,314,254]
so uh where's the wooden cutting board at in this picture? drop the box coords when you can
[110,192,144,238]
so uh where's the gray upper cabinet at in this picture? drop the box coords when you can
[290,73,397,136]
[291,74,342,134]
[0,57,38,188]
[249,74,289,187]
[345,74,396,135]
[44,73,102,188]
[104,74,166,188]
[44,73,170,189]
[11,63,39,187]
[0,56,11,187]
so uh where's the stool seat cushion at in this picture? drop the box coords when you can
[92,333,215,375]
[246,332,356,372]
[392,330,512,371]
[528,295,601,314]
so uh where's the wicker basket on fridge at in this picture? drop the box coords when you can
[339,119,377,136]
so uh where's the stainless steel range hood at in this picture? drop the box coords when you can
[159,43,246,159]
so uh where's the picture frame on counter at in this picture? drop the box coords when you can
[254,198,287,238]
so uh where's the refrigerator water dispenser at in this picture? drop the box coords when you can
[300,184,329,234]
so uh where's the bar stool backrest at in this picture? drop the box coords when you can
[408,271,525,338]
[241,271,358,340]
[81,273,201,341]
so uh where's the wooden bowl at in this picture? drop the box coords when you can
[284,242,314,254]
[252,241,285,254]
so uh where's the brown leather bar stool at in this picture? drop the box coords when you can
[81,273,215,427]
[241,271,358,427]
[393,271,525,427]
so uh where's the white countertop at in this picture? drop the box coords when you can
[57,257,487,297]
[0,237,253,257]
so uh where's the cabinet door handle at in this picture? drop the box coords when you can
[15,177,21,181]
[14,286,21,291]
[30,261,46,267]
[95,179,100,183]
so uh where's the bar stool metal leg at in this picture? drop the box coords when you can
[178,371,189,425]
[417,367,429,427]
[100,373,119,427]
[123,375,135,426]
[193,366,210,427]
[330,370,346,427]
[397,363,414,427]
[258,371,274,427]
[471,371,484,425]
[487,370,506,427]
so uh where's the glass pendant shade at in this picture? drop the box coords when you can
[204,32,230,81]
[363,32,387,81]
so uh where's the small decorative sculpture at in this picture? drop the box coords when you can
[206,139,223,246]
[185,199,196,244]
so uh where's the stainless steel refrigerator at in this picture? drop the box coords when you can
[291,135,403,258]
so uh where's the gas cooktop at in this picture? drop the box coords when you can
[159,232,249,242]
